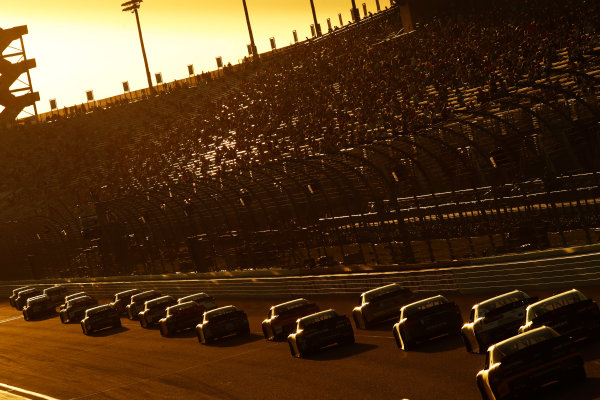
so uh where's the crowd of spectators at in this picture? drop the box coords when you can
[0,0,598,220]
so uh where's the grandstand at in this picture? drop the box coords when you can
[0,0,599,280]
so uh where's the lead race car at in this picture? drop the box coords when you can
[476,326,585,400]
[352,283,413,329]
[287,309,354,358]
[518,288,600,341]
[462,290,537,354]
[262,298,320,341]
[393,295,463,350]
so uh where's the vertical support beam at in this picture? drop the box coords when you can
[18,36,38,118]
[134,8,153,91]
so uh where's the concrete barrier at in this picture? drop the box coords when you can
[2,251,599,299]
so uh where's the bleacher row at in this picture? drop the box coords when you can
[1,0,600,278]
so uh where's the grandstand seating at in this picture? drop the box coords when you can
[1,0,600,279]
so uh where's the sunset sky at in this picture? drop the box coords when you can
[1,0,391,117]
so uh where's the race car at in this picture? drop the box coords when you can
[59,295,98,323]
[159,301,204,337]
[352,283,413,329]
[126,290,161,320]
[138,295,177,328]
[59,292,88,311]
[476,326,585,400]
[22,295,57,320]
[393,295,463,350]
[109,289,141,315]
[81,304,122,335]
[462,290,537,353]
[42,285,68,307]
[287,309,354,358]
[196,305,250,344]
[15,288,43,311]
[518,288,600,341]
[262,298,320,341]
[177,293,217,312]
[9,286,34,308]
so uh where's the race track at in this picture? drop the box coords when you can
[1,289,599,400]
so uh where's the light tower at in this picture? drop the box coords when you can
[121,0,153,91]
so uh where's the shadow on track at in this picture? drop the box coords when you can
[163,329,197,339]
[203,333,263,347]
[409,334,464,353]
[25,314,59,322]
[303,342,378,361]
[580,339,600,362]
[87,326,130,337]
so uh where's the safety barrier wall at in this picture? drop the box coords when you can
[2,252,599,299]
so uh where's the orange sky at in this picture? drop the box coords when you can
[0,0,391,117]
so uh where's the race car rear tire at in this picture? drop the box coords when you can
[476,376,491,400]
[288,340,300,358]
[82,325,89,336]
[23,311,29,321]
[140,317,148,328]
[262,324,271,340]
[353,311,368,330]
[160,324,171,337]
[60,313,67,324]
[393,329,402,348]
[399,328,414,350]
[462,333,473,353]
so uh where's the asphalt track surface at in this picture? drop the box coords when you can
[1,289,599,400]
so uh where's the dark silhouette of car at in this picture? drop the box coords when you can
[15,288,42,311]
[22,295,57,320]
[352,283,413,329]
[110,289,141,315]
[177,293,217,312]
[126,290,161,320]
[60,292,88,311]
[42,286,68,307]
[59,295,98,323]
[81,305,122,335]
[287,309,354,358]
[159,301,204,337]
[138,295,177,328]
[476,326,585,400]
[393,295,463,350]
[196,305,250,344]
[9,286,34,308]
[518,288,600,341]
[262,298,320,340]
[462,290,537,353]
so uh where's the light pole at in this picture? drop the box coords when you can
[309,0,322,37]
[121,0,153,91]
[242,0,258,60]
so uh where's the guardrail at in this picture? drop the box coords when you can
[2,252,599,299]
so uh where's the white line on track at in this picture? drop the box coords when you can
[67,347,263,400]
[0,383,59,400]
[0,316,23,324]
[355,334,394,339]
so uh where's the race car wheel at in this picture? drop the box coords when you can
[60,313,67,324]
[462,333,473,353]
[476,376,490,400]
[288,340,300,357]
[23,311,29,321]
[160,324,171,337]
[399,328,414,350]
[393,329,402,348]
[113,319,122,329]
[82,325,89,336]
[140,317,148,328]
[262,323,273,341]
[353,311,368,330]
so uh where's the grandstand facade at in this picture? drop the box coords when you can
[1,0,599,280]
